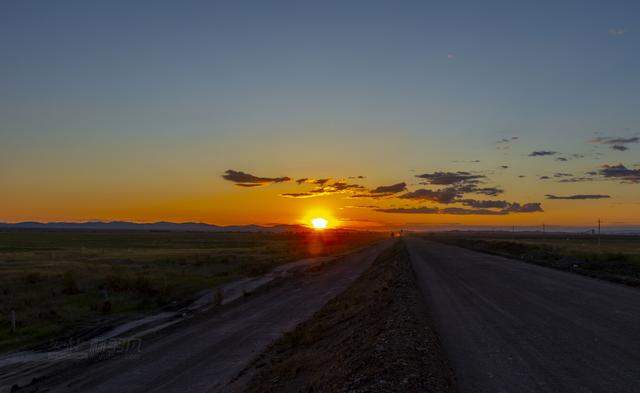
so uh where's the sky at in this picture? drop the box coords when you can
[1,0,639,229]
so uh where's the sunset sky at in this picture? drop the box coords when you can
[2,1,639,229]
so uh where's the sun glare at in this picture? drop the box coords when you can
[311,217,328,230]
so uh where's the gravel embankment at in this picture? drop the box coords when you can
[239,240,456,393]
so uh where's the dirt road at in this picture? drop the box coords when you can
[7,241,391,393]
[406,237,640,393]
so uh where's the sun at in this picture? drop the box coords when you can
[311,217,329,230]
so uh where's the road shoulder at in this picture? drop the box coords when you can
[234,240,457,393]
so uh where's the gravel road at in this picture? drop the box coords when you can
[406,237,640,393]
[10,241,391,393]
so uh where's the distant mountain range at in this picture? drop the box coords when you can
[0,221,308,233]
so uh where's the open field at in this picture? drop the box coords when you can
[421,231,640,285]
[0,229,384,352]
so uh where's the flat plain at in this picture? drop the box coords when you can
[0,229,383,352]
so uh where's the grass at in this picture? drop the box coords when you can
[423,232,640,285]
[0,229,384,352]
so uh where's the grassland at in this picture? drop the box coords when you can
[0,229,384,352]
[422,232,640,285]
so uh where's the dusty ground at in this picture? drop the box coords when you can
[239,241,456,393]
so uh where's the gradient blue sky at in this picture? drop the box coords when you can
[2,1,639,226]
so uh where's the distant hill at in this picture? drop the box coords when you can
[0,221,308,233]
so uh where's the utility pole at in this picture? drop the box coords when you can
[542,223,546,234]
[597,219,601,248]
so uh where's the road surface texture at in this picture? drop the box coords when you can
[10,241,391,393]
[406,237,640,393]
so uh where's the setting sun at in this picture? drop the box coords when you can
[311,217,328,229]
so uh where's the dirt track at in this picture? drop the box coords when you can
[406,237,640,393]
[7,241,391,393]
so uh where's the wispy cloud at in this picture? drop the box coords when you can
[546,194,611,200]
[376,203,542,215]
[295,178,331,185]
[460,199,510,209]
[608,28,626,36]
[589,135,638,151]
[222,170,291,187]
[495,136,519,150]
[528,150,557,157]
[371,182,407,194]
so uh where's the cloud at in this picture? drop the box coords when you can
[222,170,291,187]
[529,151,557,157]
[295,178,331,185]
[460,199,510,209]
[557,177,595,183]
[553,171,598,183]
[416,171,485,185]
[413,171,503,198]
[322,182,365,192]
[607,137,639,144]
[468,186,504,196]
[235,183,263,188]
[281,179,365,198]
[398,187,461,204]
[608,28,626,36]
[500,165,509,169]
[502,203,543,213]
[546,194,611,200]
[556,157,568,162]
[495,136,519,150]
[371,182,407,194]
[376,207,441,214]
[599,164,640,183]
[281,192,316,198]
[540,176,550,180]
[461,199,542,212]
[612,145,628,151]
[590,136,638,151]
[441,207,507,215]
[376,203,541,215]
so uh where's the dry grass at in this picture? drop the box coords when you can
[0,229,384,352]
[424,232,640,285]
